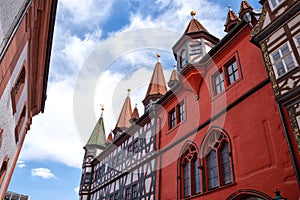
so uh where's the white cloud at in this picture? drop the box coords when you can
[20,79,84,168]
[58,0,115,30]
[17,160,26,168]
[31,168,56,179]
[113,0,226,38]
[74,186,80,193]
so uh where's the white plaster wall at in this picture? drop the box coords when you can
[0,42,28,193]
[0,0,26,52]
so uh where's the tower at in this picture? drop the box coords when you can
[113,89,133,137]
[79,106,107,199]
[172,11,219,72]
[142,54,167,111]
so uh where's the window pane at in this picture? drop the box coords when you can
[194,159,201,194]
[227,61,239,85]
[179,102,185,123]
[132,184,138,200]
[270,0,277,8]
[284,54,296,70]
[272,51,281,62]
[207,150,219,189]
[184,162,191,197]
[275,62,286,77]
[220,142,232,185]
[296,35,300,45]
[280,44,289,56]
[214,72,224,95]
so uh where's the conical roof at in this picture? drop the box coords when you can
[106,132,113,144]
[115,90,133,130]
[131,105,139,121]
[239,0,253,18]
[86,109,106,149]
[184,11,208,34]
[224,6,241,32]
[144,56,167,98]
[168,66,179,88]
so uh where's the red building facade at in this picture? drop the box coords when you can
[79,1,299,199]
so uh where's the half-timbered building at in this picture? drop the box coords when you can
[251,0,300,186]
[79,1,299,199]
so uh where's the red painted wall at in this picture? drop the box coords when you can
[156,25,299,200]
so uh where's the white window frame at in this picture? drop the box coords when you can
[268,0,285,11]
[293,33,300,55]
[270,42,297,78]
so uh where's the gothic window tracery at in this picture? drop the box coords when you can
[202,130,233,190]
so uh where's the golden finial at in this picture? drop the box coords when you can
[100,104,104,111]
[127,89,131,96]
[157,53,160,58]
[191,10,196,17]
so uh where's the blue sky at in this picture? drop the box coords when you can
[8,0,261,199]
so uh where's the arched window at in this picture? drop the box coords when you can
[226,189,273,200]
[180,143,200,198]
[201,129,233,191]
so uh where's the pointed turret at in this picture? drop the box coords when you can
[106,131,114,145]
[85,106,106,156]
[173,11,219,70]
[113,89,133,136]
[239,0,253,19]
[168,65,179,88]
[130,104,139,122]
[184,11,208,34]
[143,54,167,111]
[224,6,241,32]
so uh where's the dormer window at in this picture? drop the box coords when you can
[268,0,284,10]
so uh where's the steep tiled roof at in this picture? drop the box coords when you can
[86,109,106,149]
[144,59,167,98]
[106,132,113,144]
[224,6,241,32]
[131,105,139,121]
[184,11,208,34]
[115,92,132,129]
[239,0,253,18]
[168,67,179,88]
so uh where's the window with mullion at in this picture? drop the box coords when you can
[226,61,239,85]
[268,0,284,10]
[271,43,296,78]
